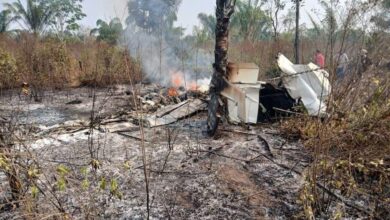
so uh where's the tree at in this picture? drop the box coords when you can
[265,0,286,41]
[47,0,86,35]
[4,0,53,35]
[293,0,302,64]
[281,8,294,34]
[0,9,16,33]
[4,0,85,36]
[371,0,390,30]
[90,18,123,45]
[207,0,237,136]
[232,0,271,41]
[126,0,182,34]
[197,13,217,39]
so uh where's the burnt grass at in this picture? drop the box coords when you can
[1,85,313,219]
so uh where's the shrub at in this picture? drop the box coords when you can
[0,48,17,89]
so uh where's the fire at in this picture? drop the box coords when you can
[171,72,184,88]
[168,87,179,97]
[188,81,198,91]
[169,70,211,93]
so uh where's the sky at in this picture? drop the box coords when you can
[0,0,323,35]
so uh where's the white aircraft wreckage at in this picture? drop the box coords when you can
[221,53,331,124]
[142,53,331,127]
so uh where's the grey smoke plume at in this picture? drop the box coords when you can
[121,0,213,87]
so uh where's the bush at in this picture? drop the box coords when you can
[79,42,141,87]
[0,48,17,89]
[30,42,72,89]
[0,34,140,92]
[281,76,390,219]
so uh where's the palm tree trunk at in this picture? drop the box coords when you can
[207,0,236,136]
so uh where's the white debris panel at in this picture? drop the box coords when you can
[146,99,207,127]
[277,53,331,116]
[222,62,264,123]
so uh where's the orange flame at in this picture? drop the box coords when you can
[169,70,210,92]
[187,81,198,91]
[171,72,184,88]
[168,87,179,97]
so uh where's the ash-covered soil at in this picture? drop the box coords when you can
[0,86,311,219]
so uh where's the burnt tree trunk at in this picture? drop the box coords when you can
[294,0,300,64]
[207,0,236,136]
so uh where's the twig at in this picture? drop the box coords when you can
[116,131,149,142]
[272,107,306,116]
[316,183,372,216]
[196,149,248,162]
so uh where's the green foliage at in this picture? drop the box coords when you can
[0,9,17,33]
[319,0,338,34]
[110,178,122,199]
[232,0,272,41]
[4,0,54,35]
[90,18,123,45]
[197,13,216,40]
[196,0,272,42]
[4,0,85,35]
[57,177,66,191]
[56,165,70,191]
[123,161,132,170]
[56,164,70,176]
[30,185,39,198]
[127,0,182,33]
[370,0,390,30]
[27,166,39,179]
[0,48,17,89]
[47,0,86,33]
[99,177,106,190]
[82,179,90,190]
[0,153,10,171]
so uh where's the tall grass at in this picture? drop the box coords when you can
[0,33,141,92]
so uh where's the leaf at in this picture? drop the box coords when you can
[372,78,380,86]
[99,177,106,190]
[28,167,39,179]
[80,167,88,176]
[110,178,118,194]
[110,178,122,199]
[57,177,66,191]
[31,185,39,198]
[82,179,89,190]
[0,154,9,170]
[56,164,69,176]
[90,159,100,170]
[123,161,132,170]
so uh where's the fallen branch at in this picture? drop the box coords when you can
[116,131,149,142]
[196,149,248,162]
[316,183,372,216]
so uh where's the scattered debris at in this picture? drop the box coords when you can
[146,99,207,127]
[277,53,331,116]
[222,62,264,123]
[221,54,331,125]
[66,99,83,105]
[101,122,139,133]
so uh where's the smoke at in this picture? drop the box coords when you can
[121,0,213,87]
